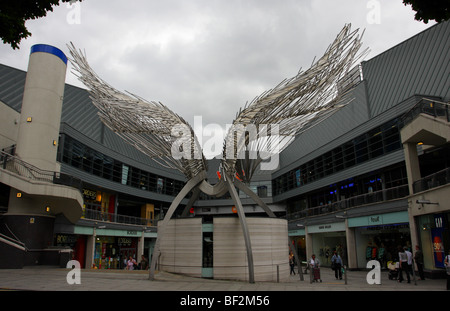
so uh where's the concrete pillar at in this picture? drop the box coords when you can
[345,220,358,269]
[15,44,67,172]
[137,230,145,260]
[305,226,313,260]
[85,230,96,269]
[404,142,421,195]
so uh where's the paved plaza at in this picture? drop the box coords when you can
[0,266,446,291]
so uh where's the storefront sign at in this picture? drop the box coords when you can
[308,222,346,233]
[368,215,382,225]
[83,188,97,201]
[118,237,132,246]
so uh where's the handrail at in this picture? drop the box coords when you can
[399,97,450,129]
[287,184,409,221]
[0,151,82,192]
[413,167,450,194]
[0,231,26,251]
[82,208,158,228]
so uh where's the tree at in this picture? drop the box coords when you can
[403,0,450,24]
[0,0,82,49]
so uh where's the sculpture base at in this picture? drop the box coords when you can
[158,217,289,282]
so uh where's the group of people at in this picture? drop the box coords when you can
[125,255,149,271]
[289,251,343,280]
[289,244,439,284]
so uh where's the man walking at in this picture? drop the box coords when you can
[414,245,425,280]
[331,251,343,280]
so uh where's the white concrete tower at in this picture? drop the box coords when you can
[15,44,67,171]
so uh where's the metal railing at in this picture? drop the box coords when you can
[413,167,450,194]
[82,208,158,227]
[287,184,409,220]
[0,151,82,192]
[399,98,450,129]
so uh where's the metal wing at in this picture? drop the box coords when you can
[222,24,368,182]
[67,43,207,179]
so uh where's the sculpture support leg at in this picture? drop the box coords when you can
[149,171,206,280]
[233,179,276,218]
[225,175,255,283]
[180,186,201,217]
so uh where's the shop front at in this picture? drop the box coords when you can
[416,212,450,273]
[348,211,411,269]
[93,235,138,269]
[306,222,347,267]
[288,229,307,264]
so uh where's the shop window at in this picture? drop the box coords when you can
[93,151,103,177]
[121,164,129,185]
[343,142,355,168]
[257,185,268,198]
[315,156,324,179]
[354,134,369,164]
[368,127,384,159]
[333,146,344,172]
[103,156,113,180]
[323,151,334,176]
[71,140,84,169]
[112,160,122,183]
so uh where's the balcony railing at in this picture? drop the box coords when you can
[413,167,450,194]
[82,208,158,227]
[0,150,82,192]
[399,98,450,129]
[287,184,409,220]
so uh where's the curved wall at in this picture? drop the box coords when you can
[159,217,289,282]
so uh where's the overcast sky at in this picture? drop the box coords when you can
[0,0,435,129]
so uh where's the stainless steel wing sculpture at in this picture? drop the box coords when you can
[68,24,367,283]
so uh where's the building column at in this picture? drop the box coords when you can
[305,226,313,260]
[345,220,358,269]
[85,229,96,269]
[404,142,421,195]
[137,230,145,260]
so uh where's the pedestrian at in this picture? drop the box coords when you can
[404,246,413,283]
[331,250,343,280]
[309,254,320,268]
[139,255,149,270]
[414,245,425,280]
[398,246,410,283]
[309,254,321,282]
[289,252,296,275]
[126,256,137,270]
[444,250,450,290]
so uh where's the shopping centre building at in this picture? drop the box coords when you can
[0,21,449,278]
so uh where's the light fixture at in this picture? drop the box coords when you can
[53,140,57,146]
[96,191,102,202]
[16,192,22,198]
[416,199,438,205]
[26,117,32,122]
[45,206,51,213]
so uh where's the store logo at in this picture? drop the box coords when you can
[366,260,381,285]
[66,260,81,285]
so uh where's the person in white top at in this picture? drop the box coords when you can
[398,246,410,283]
[404,247,413,283]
